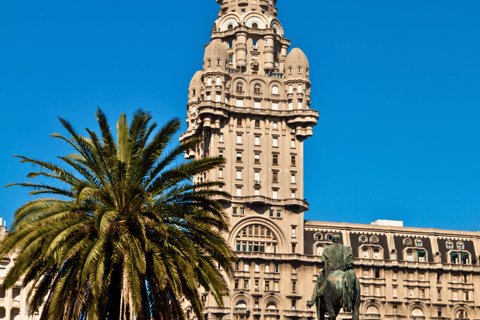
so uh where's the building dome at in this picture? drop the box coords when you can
[188,70,203,101]
[285,47,309,79]
[203,39,228,72]
[189,70,203,89]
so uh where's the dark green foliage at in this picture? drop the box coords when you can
[1,108,234,320]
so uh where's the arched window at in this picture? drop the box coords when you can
[207,77,212,86]
[289,67,292,75]
[289,85,293,93]
[326,234,333,241]
[216,77,221,86]
[228,24,233,30]
[412,308,424,317]
[217,59,221,66]
[255,120,260,128]
[456,310,467,319]
[252,23,258,29]
[457,242,465,250]
[298,84,302,92]
[207,59,211,67]
[192,89,196,96]
[254,84,261,94]
[415,239,423,247]
[236,224,278,253]
[272,85,279,95]
[366,306,379,314]
[314,233,322,240]
[298,67,302,74]
[236,82,243,92]
[266,301,277,310]
[359,235,367,243]
[236,300,247,309]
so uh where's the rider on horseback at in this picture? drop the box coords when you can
[307,234,354,309]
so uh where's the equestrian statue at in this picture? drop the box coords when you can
[307,234,361,320]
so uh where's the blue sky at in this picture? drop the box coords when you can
[1,0,479,231]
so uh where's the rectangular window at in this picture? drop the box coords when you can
[254,101,261,109]
[228,40,233,48]
[289,101,293,110]
[237,152,242,162]
[233,207,238,215]
[236,99,243,107]
[244,264,249,272]
[291,190,296,198]
[219,150,223,157]
[292,243,296,253]
[273,154,278,165]
[292,281,296,292]
[277,210,281,217]
[437,289,441,300]
[408,289,414,298]
[453,291,458,300]
[235,279,239,289]
[273,190,278,199]
[219,133,224,143]
[253,39,258,46]
[273,172,278,182]
[216,94,221,102]
[219,168,223,178]
[273,137,278,147]
[254,171,260,182]
[235,261,239,270]
[269,210,274,217]
[265,280,270,291]
[265,40,268,46]
[298,101,302,109]
[375,287,380,297]
[240,208,245,215]
[272,102,278,110]
[291,226,296,238]
[237,135,242,144]
[207,93,211,101]
[255,153,260,163]
[244,280,249,290]
[465,291,469,300]
[291,138,295,148]
[236,187,241,197]
[236,170,242,180]
[274,264,279,273]
[291,299,296,310]
[421,289,425,299]
[237,119,242,126]
[393,287,397,298]
[291,156,296,166]
[291,174,296,183]
[254,189,260,196]
[255,136,260,146]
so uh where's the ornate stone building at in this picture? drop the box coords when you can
[180,1,480,320]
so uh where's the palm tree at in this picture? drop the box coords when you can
[0,108,234,320]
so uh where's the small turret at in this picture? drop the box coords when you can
[203,39,229,72]
[285,47,309,80]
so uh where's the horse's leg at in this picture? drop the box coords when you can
[324,286,337,320]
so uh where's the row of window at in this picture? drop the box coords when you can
[204,96,307,110]
[221,168,296,183]
[232,207,283,218]
[235,82,304,94]
[233,187,298,199]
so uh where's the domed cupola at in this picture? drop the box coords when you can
[285,47,310,80]
[188,70,203,102]
[203,39,228,72]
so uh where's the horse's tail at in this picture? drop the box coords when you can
[341,272,355,313]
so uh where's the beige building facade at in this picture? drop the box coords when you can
[181,1,480,320]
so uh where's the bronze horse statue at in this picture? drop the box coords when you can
[307,235,361,320]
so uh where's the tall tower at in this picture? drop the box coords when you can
[180,0,319,319]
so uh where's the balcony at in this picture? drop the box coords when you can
[233,308,249,315]
[283,310,315,317]
[254,180,261,186]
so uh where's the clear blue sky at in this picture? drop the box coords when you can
[1,0,479,231]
